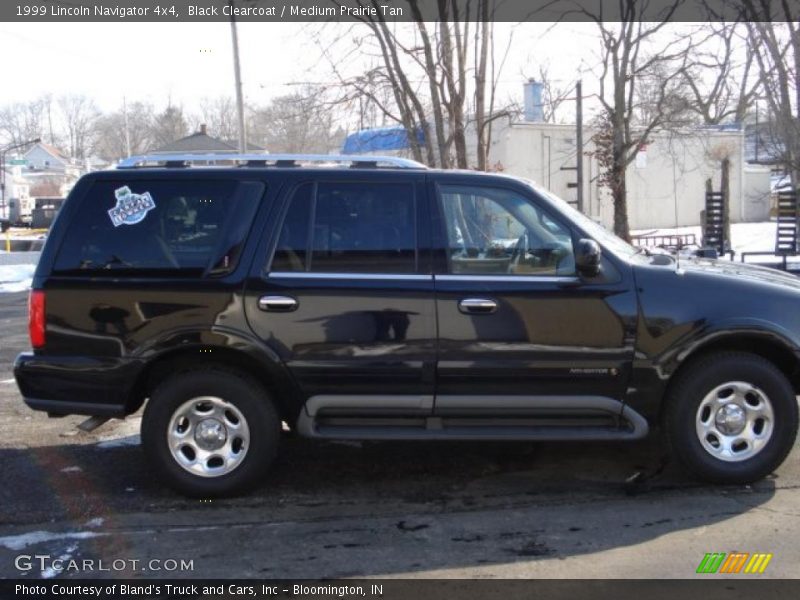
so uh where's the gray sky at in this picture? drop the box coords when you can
[0,21,599,115]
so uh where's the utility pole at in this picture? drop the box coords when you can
[229,0,247,153]
[123,96,132,158]
[576,80,584,213]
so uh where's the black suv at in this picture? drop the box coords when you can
[14,154,800,496]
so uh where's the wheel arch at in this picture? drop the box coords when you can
[127,345,303,424]
[658,331,800,424]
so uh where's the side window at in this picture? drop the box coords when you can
[271,182,417,274]
[272,184,313,272]
[438,185,575,276]
[53,179,263,276]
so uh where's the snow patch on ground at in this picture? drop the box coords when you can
[633,221,780,254]
[0,264,35,293]
[96,434,140,449]
[0,530,105,551]
[41,543,79,579]
[84,517,104,528]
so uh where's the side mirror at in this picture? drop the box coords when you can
[576,238,602,277]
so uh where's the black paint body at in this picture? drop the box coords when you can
[15,167,800,433]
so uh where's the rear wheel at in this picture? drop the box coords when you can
[666,352,798,483]
[142,369,279,497]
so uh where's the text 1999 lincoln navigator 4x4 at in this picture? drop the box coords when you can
[14,154,800,496]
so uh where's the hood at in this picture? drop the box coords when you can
[673,257,800,291]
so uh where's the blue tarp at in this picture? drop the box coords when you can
[342,126,425,154]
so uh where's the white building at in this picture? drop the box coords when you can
[24,142,71,172]
[21,142,81,199]
[483,119,772,231]
[1,164,32,223]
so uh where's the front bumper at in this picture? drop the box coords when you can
[14,352,145,417]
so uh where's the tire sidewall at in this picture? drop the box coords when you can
[669,355,798,483]
[142,370,279,497]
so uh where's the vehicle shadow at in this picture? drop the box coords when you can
[0,435,783,578]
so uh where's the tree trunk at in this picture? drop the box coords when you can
[408,4,449,168]
[474,6,489,171]
[612,160,631,241]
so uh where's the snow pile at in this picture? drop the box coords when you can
[0,264,35,293]
[0,530,105,551]
[633,222,779,256]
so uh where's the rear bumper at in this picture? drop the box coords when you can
[14,352,145,417]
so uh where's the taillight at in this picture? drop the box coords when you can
[28,290,45,349]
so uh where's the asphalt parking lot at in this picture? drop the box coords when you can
[0,290,799,580]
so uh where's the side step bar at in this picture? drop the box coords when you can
[296,395,649,441]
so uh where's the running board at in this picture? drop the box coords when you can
[296,395,649,441]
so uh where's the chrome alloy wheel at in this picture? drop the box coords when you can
[167,396,250,477]
[695,381,775,462]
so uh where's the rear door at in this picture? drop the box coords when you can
[244,172,437,417]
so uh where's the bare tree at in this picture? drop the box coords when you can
[250,87,339,153]
[320,7,437,165]
[195,96,240,143]
[148,103,190,150]
[678,20,760,249]
[680,22,760,125]
[322,0,511,170]
[57,94,101,159]
[584,1,689,240]
[741,2,800,188]
[0,98,49,148]
[94,101,155,162]
[473,11,515,169]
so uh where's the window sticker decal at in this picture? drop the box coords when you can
[108,186,156,227]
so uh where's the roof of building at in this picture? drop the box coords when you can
[24,142,70,161]
[151,124,264,154]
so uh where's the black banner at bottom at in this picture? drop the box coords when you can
[3,579,800,600]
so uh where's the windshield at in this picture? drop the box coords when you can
[522,180,639,259]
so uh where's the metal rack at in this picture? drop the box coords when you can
[742,188,799,271]
[703,190,726,256]
[117,153,428,170]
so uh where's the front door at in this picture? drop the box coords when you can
[431,180,637,414]
[245,174,436,419]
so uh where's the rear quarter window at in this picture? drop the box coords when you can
[53,179,264,276]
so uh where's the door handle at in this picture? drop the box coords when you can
[458,298,497,315]
[258,295,298,312]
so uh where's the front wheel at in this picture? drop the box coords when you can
[666,352,798,484]
[142,369,279,497]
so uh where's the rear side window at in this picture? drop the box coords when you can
[53,179,264,276]
[271,181,417,274]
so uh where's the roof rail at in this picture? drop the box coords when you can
[116,153,428,170]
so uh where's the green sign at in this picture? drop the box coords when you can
[8,159,27,166]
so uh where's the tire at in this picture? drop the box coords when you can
[141,368,279,497]
[665,352,799,484]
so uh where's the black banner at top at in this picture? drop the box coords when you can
[0,0,784,23]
